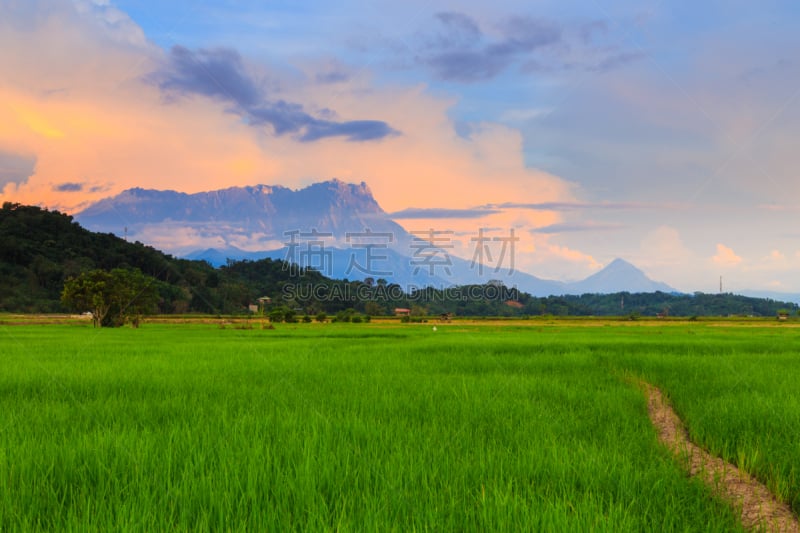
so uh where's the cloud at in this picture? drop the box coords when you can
[712,244,742,266]
[420,13,561,83]
[0,1,591,284]
[295,119,398,143]
[532,222,624,233]
[52,182,84,192]
[150,46,399,142]
[315,69,350,84]
[390,207,500,219]
[495,16,562,55]
[397,12,642,83]
[152,46,262,107]
[640,226,692,265]
[590,51,646,73]
[434,12,482,46]
[0,150,36,188]
[580,21,608,45]
[524,239,603,280]
[484,201,658,211]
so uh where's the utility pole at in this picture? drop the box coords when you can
[719,275,722,294]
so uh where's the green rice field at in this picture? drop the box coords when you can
[1,319,799,531]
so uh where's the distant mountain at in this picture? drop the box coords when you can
[187,245,566,295]
[564,258,676,294]
[77,180,674,296]
[76,179,412,254]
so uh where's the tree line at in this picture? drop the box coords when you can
[2,202,798,326]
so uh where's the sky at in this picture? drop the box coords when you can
[2,0,800,293]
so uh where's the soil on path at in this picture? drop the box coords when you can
[643,382,799,533]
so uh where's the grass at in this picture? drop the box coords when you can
[1,320,797,530]
[591,324,800,513]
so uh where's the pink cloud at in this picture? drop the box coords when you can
[711,244,742,266]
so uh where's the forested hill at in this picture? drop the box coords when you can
[1,202,798,318]
[526,292,798,318]
[0,202,328,313]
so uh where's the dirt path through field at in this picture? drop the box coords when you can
[642,382,799,532]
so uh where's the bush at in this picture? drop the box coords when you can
[335,309,354,323]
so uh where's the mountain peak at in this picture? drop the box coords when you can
[605,258,640,271]
[567,257,675,294]
[306,179,374,199]
[76,179,406,255]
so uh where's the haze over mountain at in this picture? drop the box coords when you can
[76,180,676,296]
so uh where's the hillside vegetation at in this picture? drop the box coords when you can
[1,202,797,318]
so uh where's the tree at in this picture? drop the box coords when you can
[364,301,383,317]
[268,308,285,323]
[61,268,159,327]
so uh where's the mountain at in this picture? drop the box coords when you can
[76,179,412,255]
[565,258,676,294]
[77,179,567,292]
[76,180,673,296]
[186,245,566,295]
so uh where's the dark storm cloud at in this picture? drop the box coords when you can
[150,46,398,142]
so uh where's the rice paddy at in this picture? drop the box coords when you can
[1,319,798,531]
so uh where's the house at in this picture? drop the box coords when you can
[394,308,411,316]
